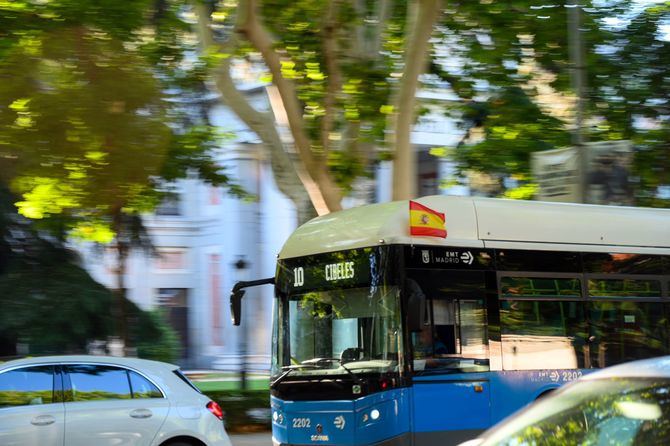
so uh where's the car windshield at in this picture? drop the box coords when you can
[272,285,402,378]
[479,377,670,446]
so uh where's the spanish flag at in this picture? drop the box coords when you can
[409,201,446,238]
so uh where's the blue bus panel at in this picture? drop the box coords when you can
[272,369,597,446]
[272,388,411,446]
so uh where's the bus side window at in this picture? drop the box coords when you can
[434,324,456,354]
[457,299,489,361]
[433,300,457,354]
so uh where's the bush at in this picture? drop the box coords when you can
[133,310,181,364]
[203,390,271,433]
[0,252,181,361]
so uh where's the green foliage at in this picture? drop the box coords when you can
[437,0,670,205]
[0,186,181,358]
[203,389,271,432]
[135,310,181,364]
[456,86,571,177]
[0,0,242,243]
[0,233,180,358]
[0,251,113,354]
[210,0,411,192]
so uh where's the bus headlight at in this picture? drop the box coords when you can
[362,408,381,425]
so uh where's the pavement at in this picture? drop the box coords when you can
[230,432,272,446]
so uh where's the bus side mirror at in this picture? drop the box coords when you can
[230,289,245,326]
[407,292,426,333]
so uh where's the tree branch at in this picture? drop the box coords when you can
[391,0,442,200]
[236,0,343,212]
[193,1,321,221]
[321,0,343,159]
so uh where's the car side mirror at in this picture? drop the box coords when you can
[230,289,245,326]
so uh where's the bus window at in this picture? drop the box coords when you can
[588,301,670,368]
[412,297,489,374]
[284,286,402,374]
[583,253,665,274]
[408,271,489,374]
[501,277,581,298]
[500,300,588,370]
[588,278,662,298]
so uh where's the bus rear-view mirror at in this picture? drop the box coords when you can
[230,289,245,326]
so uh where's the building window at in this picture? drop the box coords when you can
[157,289,189,360]
[209,254,222,346]
[155,193,181,216]
[156,249,187,270]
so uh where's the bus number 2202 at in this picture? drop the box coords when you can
[293,267,304,287]
[293,417,311,428]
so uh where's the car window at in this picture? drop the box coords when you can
[173,369,202,394]
[66,365,132,402]
[128,371,163,399]
[480,378,670,446]
[0,366,54,408]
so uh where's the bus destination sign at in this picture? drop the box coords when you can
[278,248,376,292]
[325,261,355,281]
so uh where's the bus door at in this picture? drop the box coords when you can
[407,270,491,445]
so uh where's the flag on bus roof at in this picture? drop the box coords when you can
[409,201,446,238]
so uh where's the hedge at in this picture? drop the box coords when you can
[204,390,271,433]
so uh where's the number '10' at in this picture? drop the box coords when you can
[293,267,304,286]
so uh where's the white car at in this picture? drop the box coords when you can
[0,355,233,446]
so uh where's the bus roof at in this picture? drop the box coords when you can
[278,196,670,260]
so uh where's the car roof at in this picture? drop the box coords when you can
[582,355,670,380]
[0,355,178,373]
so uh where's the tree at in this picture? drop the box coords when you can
[0,186,179,361]
[0,0,243,346]
[193,0,443,220]
[433,1,670,205]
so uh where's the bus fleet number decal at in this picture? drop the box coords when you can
[562,370,582,382]
[293,418,311,428]
[534,370,583,383]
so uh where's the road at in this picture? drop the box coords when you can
[230,432,272,446]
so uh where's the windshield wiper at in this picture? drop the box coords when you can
[309,358,365,385]
[271,359,365,387]
[270,364,319,388]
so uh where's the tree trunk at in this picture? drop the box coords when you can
[391,0,442,201]
[112,212,129,352]
[236,0,344,213]
[193,2,327,223]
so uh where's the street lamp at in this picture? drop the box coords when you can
[233,256,249,390]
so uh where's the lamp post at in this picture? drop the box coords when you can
[233,256,250,390]
[567,0,588,203]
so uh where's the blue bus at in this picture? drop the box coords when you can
[231,196,670,446]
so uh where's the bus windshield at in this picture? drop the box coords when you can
[272,285,402,378]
